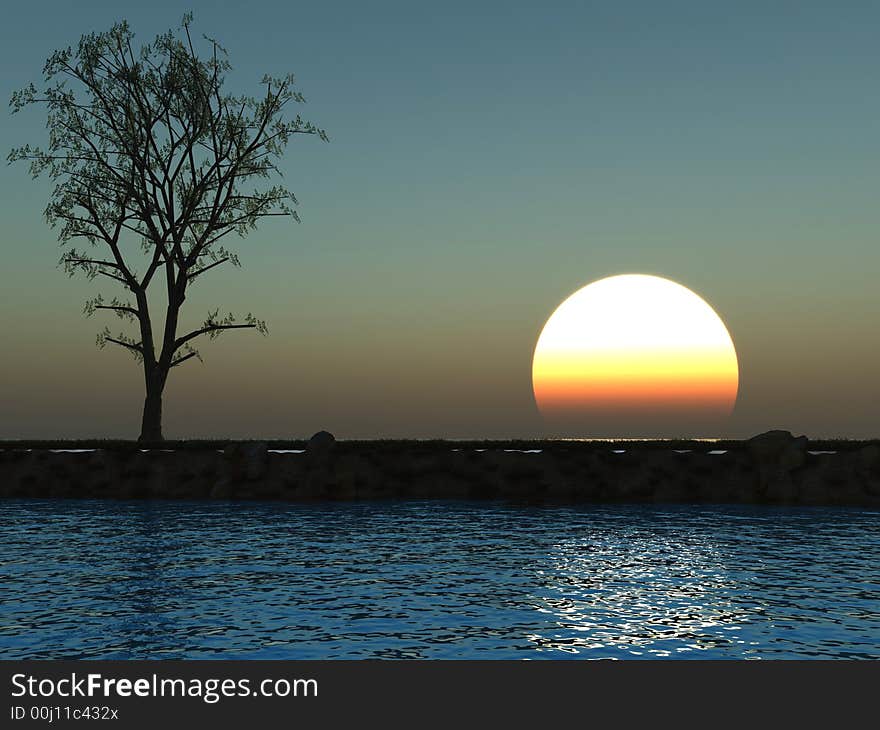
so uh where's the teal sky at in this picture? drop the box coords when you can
[1,1,879,439]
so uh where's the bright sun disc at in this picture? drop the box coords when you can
[532,274,739,436]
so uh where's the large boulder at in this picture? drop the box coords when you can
[747,430,808,502]
[307,430,336,457]
[747,430,808,470]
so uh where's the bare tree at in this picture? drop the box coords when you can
[9,14,327,441]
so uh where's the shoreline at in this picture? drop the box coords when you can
[1,433,878,506]
[3,437,879,451]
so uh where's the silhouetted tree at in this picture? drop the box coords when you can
[9,15,327,441]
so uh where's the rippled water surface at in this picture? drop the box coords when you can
[1,499,878,659]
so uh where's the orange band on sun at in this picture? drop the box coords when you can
[532,275,739,429]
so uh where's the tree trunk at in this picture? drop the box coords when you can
[138,371,166,443]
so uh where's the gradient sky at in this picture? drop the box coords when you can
[1,0,879,439]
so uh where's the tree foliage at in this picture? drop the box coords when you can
[8,14,327,439]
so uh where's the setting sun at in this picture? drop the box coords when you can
[532,274,739,434]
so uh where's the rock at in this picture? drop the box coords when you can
[210,479,233,499]
[307,431,336,456]
[224,441,268,481]
[748,430,808,469]
[799,472,832,504]
[654,481,688,502]
[779,443,807,470]
[858,444,880,471]
[765,476,798,503]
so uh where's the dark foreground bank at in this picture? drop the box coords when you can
[0,430,878,506]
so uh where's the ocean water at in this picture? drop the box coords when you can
[0,499,877,659]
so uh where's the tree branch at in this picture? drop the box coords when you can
[175,322,257,349]
[169,351,199,368]
[95,304,139,317]
[63,256,122,269]
[97,269,133,287]
[187,257,229,281]
[104,336,144,353]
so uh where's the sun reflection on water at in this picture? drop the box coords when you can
[527,531,762,658]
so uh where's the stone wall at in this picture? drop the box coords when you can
[1,432,879,506]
